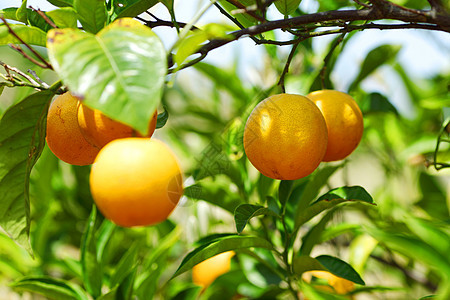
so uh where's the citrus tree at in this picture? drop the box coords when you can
[0,0,449,299]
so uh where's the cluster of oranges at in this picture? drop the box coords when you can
[243,90,364,180]
[45,92,183,227]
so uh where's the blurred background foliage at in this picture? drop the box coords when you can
[0,0,449,299]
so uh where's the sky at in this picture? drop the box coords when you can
[1,0,449,116]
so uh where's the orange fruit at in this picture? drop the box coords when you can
[192,251,235,288]
[46,92,100,165]
[89,138,183,227]
[307,90,363,162]
[243,94,328,180]
[78,104,158,148]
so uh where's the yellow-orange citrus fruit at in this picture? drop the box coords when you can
[243,94,328,180]
[89,138,183,227]
[46,92,100,165]
[303,270,355,297]
[192,251,235,288]
[78,104,158,148]
[307,90,363,162]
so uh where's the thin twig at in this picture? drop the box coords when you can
[277,38,304,92]
[0,17,52,69]
[28,69,50,88]
[1,61,40,86]
[33,8,57,28]
[353,0,372,8]
[320,31,347,89]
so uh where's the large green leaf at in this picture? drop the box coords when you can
[294,186,374,231]
[11,276,88,300]
[47,18,167,135]
[109,0,159,21]
[172,235,273,279]
[234,204,280,234]
[0,24,46,46]
[274,0,302,15]
[0,90,53,253]
[316,255,365,285]
[294,255,365,285]
[74,0,107,33]
[348,44,401,91]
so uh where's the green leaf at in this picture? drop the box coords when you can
[366,227,450,277]
[279,180,295,206]
[80,206,102,298]
[96,220,116,262]
[274,0,302,15]
[46,8,78,29]
[293,165,342,221]
[218,0,259,28]
[316,255,365,285]
[362,92,399,115]
[294,186,374,231]
[175,30,208,67]
[47,18,166,135]
[172,235,273,279]
[403,217,450,258]
[110,0,159,21]
[156,108,169,129]
[348,44,401,91]
[47,0,74,7]
[74,0,107,33]
[0,91,53,253]
[315,186,374,204]
[12,276,88,300]
[16,0,28,24]
[184,181,242,213]
[293,255,328,276]
[110,243,138,288]
[0,24,47,46]
[299,208,337,256]
[234,204,280,234]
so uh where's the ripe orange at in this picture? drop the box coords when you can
[243,94,328,180]
[89,138,183,227]
[192,251,235,288]
[307,90,363,162]
[77,104,158,148]
[46,92,100,165]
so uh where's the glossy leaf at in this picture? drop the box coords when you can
[316,255,365,285]
[0,91,53,253]
[234,204,280,233]
[274,0,302,15]
[46,8,78,29]
[294,186,374,231]
[362,92,399,115]
[47,18,166,135]
[172,235,273,279]
[0,24,46,46]
[110,0,159,20]
[11,276,88,300]
[74,0,107,33]
[156,109,169,129]
[80,206,102,298]
[279,180,295,206]
[349,44,401,91]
